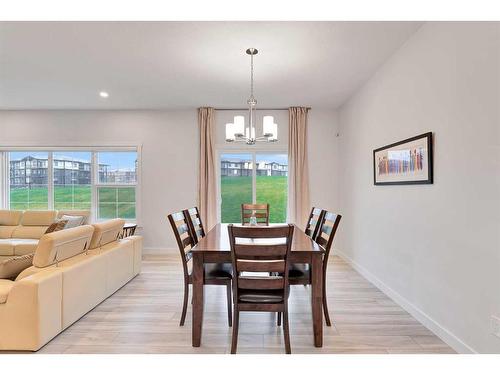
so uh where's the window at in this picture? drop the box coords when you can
[96,152,137,220]
[53,152,91,210]
[97,187,136,219]
[220,153,253,223]
[3,148,139,222]
[256,154,288,223]
[219,152,288,223]
[9,151,49,209]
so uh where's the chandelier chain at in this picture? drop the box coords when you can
[250,52,254,99]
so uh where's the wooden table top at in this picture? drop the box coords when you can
[192,223,323,253]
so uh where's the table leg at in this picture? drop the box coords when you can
[311,253,323,347]
[192,252,204,347]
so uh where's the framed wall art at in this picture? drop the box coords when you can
[373,132,433,185]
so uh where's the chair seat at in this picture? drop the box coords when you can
[288,263,310,279]
[238,289,284,303]
[203,263,232,280]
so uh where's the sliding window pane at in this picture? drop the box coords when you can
[256,154,288,223]
[98,187,136,219]
[53,152,92,210]
[97,152,137,184]
[9,151,49,209]
[220,153,253,223]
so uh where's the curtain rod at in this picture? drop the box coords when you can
[214,107,311,111]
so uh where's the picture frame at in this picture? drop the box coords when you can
[373,132,433,185]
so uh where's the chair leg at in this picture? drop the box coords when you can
[226,282,233,327]
[283,308,291,354]
[231,308,239,354]
[180,281,189,326]
[323,275,332,326]
[277,312,282,326]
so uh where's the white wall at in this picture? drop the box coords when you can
[0,108,339,251]
[337,22,500,353]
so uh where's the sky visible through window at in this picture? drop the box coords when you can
[10,151,48,160]
[97,152,137,170]
[223,153,288,165]
[10,151,137,170]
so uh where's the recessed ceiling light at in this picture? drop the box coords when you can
[99,91,109,98]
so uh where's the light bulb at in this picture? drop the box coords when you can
[233,116,245,136]
[225,123,235,141]
[270,123,278,142]
[263,116,274,136]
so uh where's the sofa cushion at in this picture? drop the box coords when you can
[21,210,57,226]
[0,240,15,256]
[60,215,85,229]
[45,220,68,234]
[0,279,14,303]
[33,225,94,268]
[0,254,34,280]
[0,226,17,239]
[0,210,23,226]
[57,210,91,224]
[13,239,39,255]
[89,219,125,249]
[11,225,49,239]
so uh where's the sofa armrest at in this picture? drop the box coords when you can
[0,269,63,351]
[124,235,142,275]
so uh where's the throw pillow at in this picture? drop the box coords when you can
[0,254,34,280]
[60,215,85,229]
[45,219,69,234]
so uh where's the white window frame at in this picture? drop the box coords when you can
[0,144,142,225]
[216,149,289,223]
[93,150,140,223]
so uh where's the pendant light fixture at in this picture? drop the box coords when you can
[225,48,278,145]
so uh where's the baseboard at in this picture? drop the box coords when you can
[335,249,477,354]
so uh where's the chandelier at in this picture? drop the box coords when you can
[225,48,278,145]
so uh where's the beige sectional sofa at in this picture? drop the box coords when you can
[0,209,91,261]
[0,218,142,351]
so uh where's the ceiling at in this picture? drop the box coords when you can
[0,22,423,110]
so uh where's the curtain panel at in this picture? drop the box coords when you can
[288,107,310,229]
[197,107,218,230]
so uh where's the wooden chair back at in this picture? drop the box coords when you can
[167,211,196,275]
[315,211,342,264]
[241,203,270,225]
[228,224,294,297]
[184,206,205,245]
[304,207,325,240]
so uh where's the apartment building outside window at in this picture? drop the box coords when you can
[2,148,140,222]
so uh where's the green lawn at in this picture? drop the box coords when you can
[221,176,287,223]
[9,186,135,219]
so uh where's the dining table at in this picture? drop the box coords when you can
[190,223,325,348]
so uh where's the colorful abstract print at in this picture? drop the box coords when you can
[378,147,425,175]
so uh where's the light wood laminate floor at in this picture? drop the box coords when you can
[38,254,455,354]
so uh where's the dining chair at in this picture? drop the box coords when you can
[304,207,325,241]
[241,203,270,225]
[286,211,342,326]
[168,210,233,327]
[228,224,294,354]
[184,206,205,245]
[284,207,324,292]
